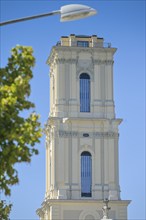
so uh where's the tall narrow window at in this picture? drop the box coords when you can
[81,151,92,197]
[80,73,90,112]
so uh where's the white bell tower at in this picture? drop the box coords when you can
[37,34,130,220]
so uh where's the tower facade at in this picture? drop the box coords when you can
[37,35,130,220]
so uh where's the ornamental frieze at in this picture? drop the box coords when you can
[59,131,78,137]
[58,131,119,138]
[56,58,77,64]
[94,60,114,65]
[93,132,119,138]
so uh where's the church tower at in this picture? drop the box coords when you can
[37,34,130,220]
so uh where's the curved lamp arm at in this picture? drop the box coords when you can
[0,4,97,26]
[0,11,60,26]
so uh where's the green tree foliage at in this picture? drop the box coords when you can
[0,201,12,220]
[0,46,42,218]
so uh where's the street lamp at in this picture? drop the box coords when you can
[0,4,97,26]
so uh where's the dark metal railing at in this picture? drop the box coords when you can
[56,40,111,48]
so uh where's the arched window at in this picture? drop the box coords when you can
[80,73,90,112]
[81,151,92,197]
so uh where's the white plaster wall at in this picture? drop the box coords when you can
[48,47,116,119]
[45,118,121,201]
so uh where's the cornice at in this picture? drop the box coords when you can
[39,198,131,206]
[52,45,117,54]
[36,199,131,217]
[47,46,117,66]
[45,117,122,123]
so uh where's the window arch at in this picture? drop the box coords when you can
[80,73,90,112]
[85,215,95,220]
[81,151,92,197]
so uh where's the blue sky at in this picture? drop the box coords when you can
[0,0,145,219]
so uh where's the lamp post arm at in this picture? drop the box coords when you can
[0,10,60,26]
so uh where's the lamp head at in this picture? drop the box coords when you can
[60,4,97,22]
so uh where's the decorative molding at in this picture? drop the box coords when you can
[79,210,101,220]
[47,46,115,66]
[56,58,77,64]
[94,60,114,65]
[58,130,119,138]
[80,144,93,154]
[67,59,77,64]
[76,59,94,81]
[94,132,119,138]
[59,131,78,137]
[56,58,66,64]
